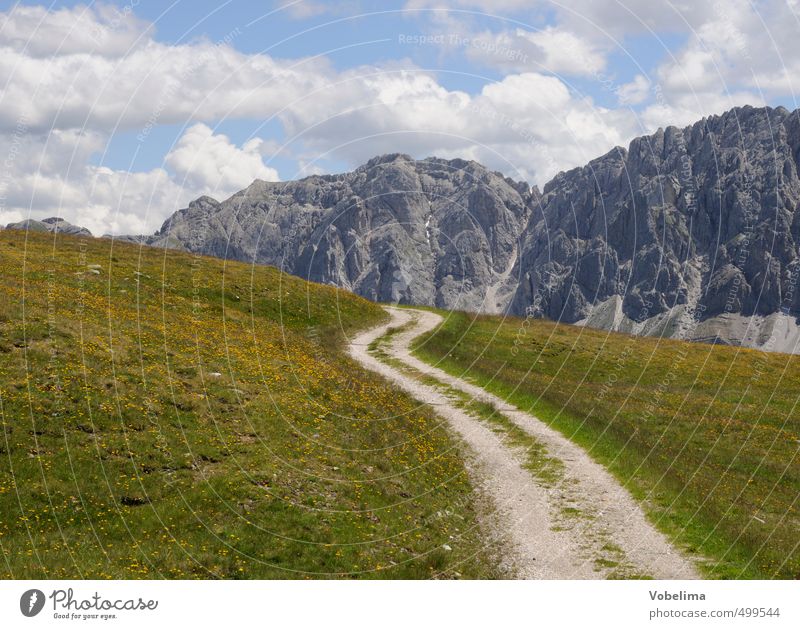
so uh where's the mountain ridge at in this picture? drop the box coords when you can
[512,104,800,352]
[8,104,800,352]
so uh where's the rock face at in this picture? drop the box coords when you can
[130,105,800,352]
[143,154,536,313]
[511,105,800,350]
[5,217,92,237]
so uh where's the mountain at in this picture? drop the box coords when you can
[116,105,800,352]
[5,216,92,237]
[136,154,535,314]
[512,105,800,351]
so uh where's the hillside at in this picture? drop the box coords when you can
[0,229,496,579]
[411,310,800,578]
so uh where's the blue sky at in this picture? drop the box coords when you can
[0,0,798,234]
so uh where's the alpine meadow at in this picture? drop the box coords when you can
[0,229,496,579]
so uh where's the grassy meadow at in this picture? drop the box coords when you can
[0,229,497,579]
[412,310,800,579]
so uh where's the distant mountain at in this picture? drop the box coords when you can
[5,217,92,237]
[30,105,800,352]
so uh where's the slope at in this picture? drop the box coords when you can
[0,229,497,579]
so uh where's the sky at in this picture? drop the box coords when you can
[0,0,798,235]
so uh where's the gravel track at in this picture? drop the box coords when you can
[349,306,700,579]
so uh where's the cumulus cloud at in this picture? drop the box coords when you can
[657,0,800,97]
[403,0,717,38]
[634,0,795,129]
[0,0,640,233]
[615,74,651,106]
[462,27,607,76]
[474,73,635,182]
[0,3,150,58]
[281,0,365,19]
[0,35,331,134]
[165,124,279,198]
[403,0,531,12]
[416,0,798,133]
[283,69,637,184]
[0,139,179,236]
[0,123,280,236]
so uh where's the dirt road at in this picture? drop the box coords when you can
[349,307,700,579]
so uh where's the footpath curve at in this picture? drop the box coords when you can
[349,306,700,579]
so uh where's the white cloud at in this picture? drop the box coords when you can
[475,74,635,182]
[633,0,797,129]
[0,39,328,134]
[616,74,651,106]
[524,27,607,75]
[462,27,607,76]
[0,209,24,225]
[480,72,572,114]
[281,0,365,19]
[282,1,333,19]
[276,68,473,162]
[403,0,717,37]
[0,0,640,233]
[414,0,798,136]
[0,2,752,152]
[165,124,279,198]
[654,0,800,100]
[4,1,797,238]
[0,148,178,236]
[404,0,531,12]
[68,167,179,236]
[0,3,150,58]
[640,90,765,132]
[0,123,280,237]
[283,69,637,185]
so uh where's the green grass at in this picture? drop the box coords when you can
[0,230,499,579]
[411,310,800,579]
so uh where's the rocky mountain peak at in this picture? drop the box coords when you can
[512,104,800,351]
[137,153,534,313]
